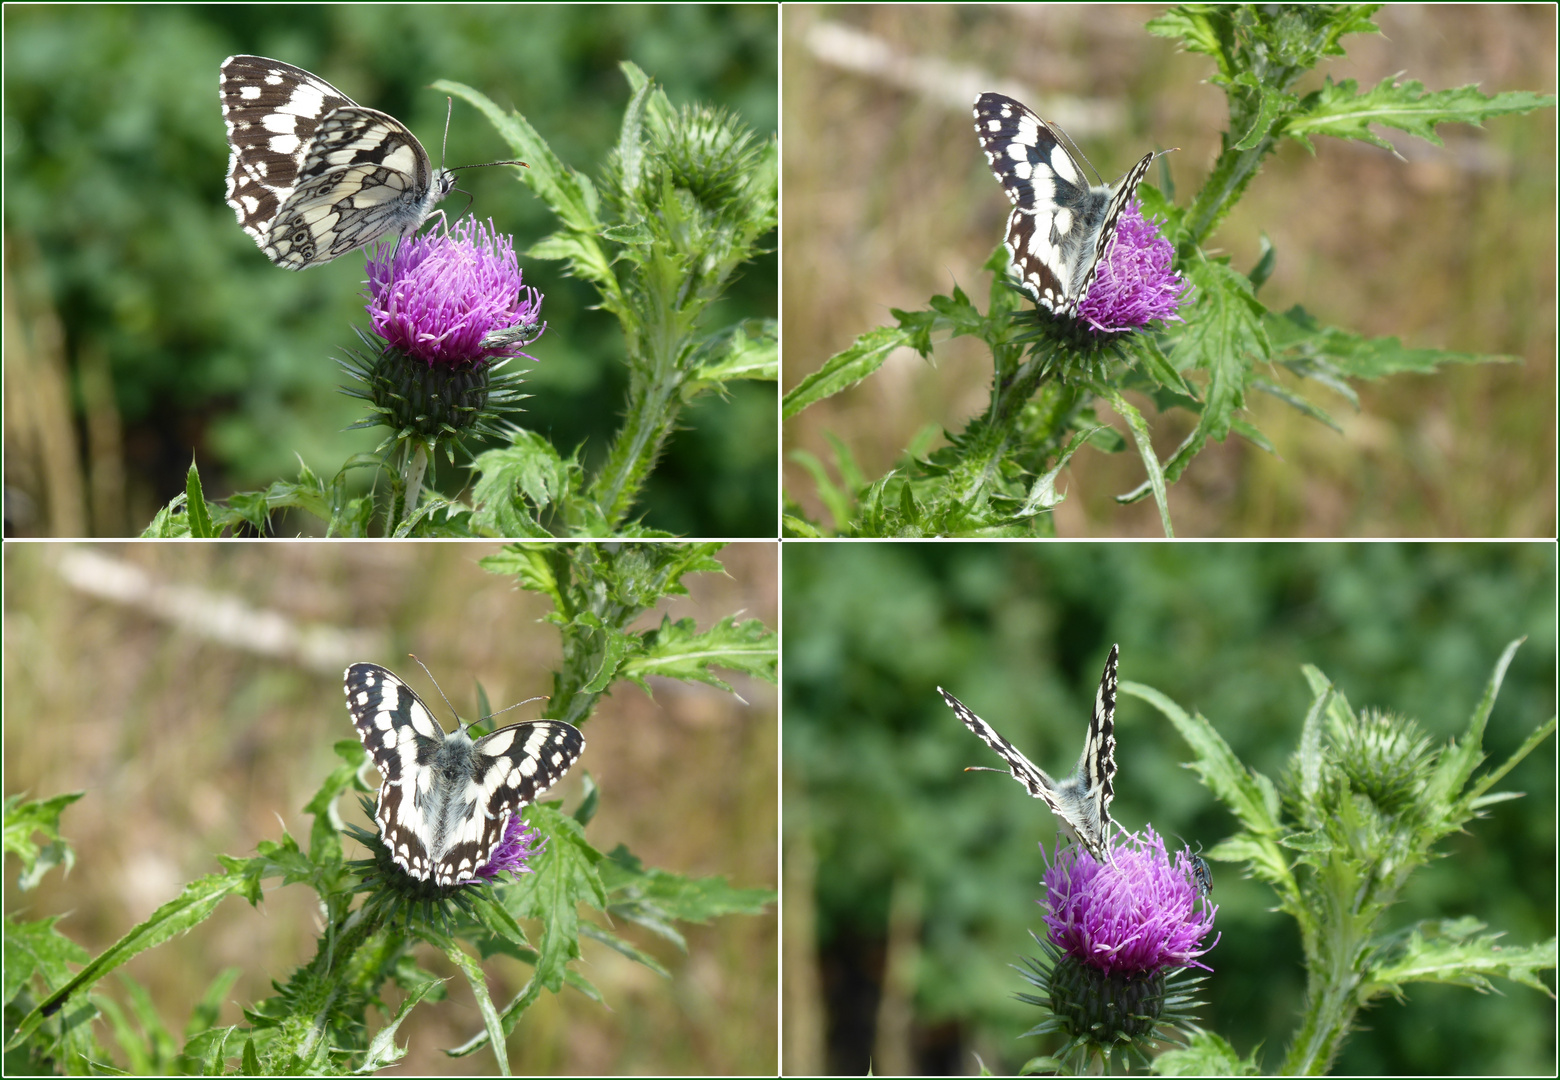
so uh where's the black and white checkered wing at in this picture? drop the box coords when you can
[221,55,453,270]
[973,93,1154,317]
[345,663,584,887]
[938,687,1069,814]
[939,643,1120,862]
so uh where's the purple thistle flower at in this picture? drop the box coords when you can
[1043,825,1219,974]
[366,216,545,367]
[1075,200,1191,335]
[341,216,539,445]
[470,812,547,884]
[1018,826,1218,1066]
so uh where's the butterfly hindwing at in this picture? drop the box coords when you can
[940,644,1120,862]
[220,55,453,270]
[973,92,1154,316]
[344,662,584,887]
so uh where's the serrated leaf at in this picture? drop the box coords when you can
[1103,390,1174,538]
[1268,305,1515,378]
[782,513,824,538]
[1285,76,1555,152]
[686,319,778,388]
[1153,1027,1263,1076]
[600,843,774,924]
[783,325,923,420]
[15,872,251,1045]
[1178,259,1269,444]
[185,460,216,539]
[505,806,606,1016]
[1364,917,1557,1000]
[481,544,567,611]
[1014,427,1097,517]
[620,614,776,694]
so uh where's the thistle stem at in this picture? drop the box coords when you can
[396,440,429,534]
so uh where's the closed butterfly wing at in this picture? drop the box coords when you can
[220,55,454,270]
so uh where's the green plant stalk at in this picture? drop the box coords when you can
[585,230,694,528]
[399,436,430,530]
[587,363,681,530]
[1179,135,1274,256]
[938,350,1063,513]
[1285,892,1370,1075]
[267,909,381,1065]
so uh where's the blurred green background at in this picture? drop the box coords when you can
[782,542,1554,1075]
[4,4,777,537]
[3,541,777,1074]
[781,5,1556,537]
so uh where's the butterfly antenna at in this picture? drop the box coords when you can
[478,695,550,726]
[408,653,463,723]
[440,96,452,170]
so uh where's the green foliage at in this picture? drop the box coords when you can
[1152,1028,1263,1076]
[783,4,1555,537]
[1128,639,1556,1073]
[141,60,776,538]
[4,544,776,1074]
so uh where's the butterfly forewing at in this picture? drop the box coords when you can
[220,55,454,270]
[939,644,1120,862]
[973,93,1154,317]
[344,662,584,887]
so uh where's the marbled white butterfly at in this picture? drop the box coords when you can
[345,662,583,887]
[973,93,1156,318]
[939,643,1119,863]
[222,55,481,270]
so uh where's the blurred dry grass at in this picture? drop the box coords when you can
[781,4,1556,537]
[3,541,777,1075]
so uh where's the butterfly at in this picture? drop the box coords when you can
[973,93,1156,318]
[344,662,584,887]
[221,55,465,270]
[939,643,1120,863]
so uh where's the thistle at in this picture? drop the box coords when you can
[1018,825,1218,1072]
[339,216,541,528]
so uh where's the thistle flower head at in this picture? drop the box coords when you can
[1019,826,1218,1069]
[366,216,545,366]
[1075,200,1191,335]
[340,217,538,444]
[1043,825,1218,974]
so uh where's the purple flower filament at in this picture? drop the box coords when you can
[1075,200,1191,334]
[1042,825,1218,975]
[366,216,546,367]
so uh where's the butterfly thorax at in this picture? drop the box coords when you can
[1049,188,1112,297]
[413,728,486,860]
